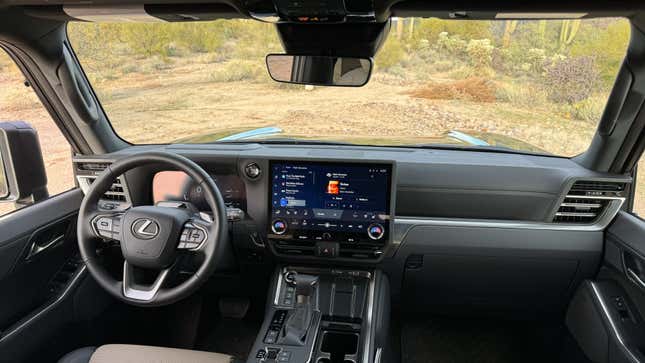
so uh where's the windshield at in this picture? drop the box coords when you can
[67,18,630,156]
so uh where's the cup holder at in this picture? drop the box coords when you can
[317,331,359,363]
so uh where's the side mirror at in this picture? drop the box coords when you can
[266,54,372,87]
[0,121,49,207]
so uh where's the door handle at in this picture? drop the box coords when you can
[26,234,65,260]
[626,268,645,290]
[24,218,72,261]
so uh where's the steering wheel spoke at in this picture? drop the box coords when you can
[122,261,170,302]
[91,212,125,241]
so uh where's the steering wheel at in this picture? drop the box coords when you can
[77,152,228,307]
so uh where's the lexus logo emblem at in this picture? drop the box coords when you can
[131,218,160,240]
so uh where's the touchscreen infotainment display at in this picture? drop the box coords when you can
[269,161,392,244]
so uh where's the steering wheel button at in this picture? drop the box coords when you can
[96,217,113,231]
[98,230,112,239]
[178,242,187,249]
[185,242,200,249]
[189,229,204,242]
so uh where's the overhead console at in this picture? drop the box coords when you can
[267,161,393,261]
[246,0,376,23]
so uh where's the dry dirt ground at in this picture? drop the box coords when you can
[95,60,597,157]
[1,58,644,216]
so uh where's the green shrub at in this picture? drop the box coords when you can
[491,48,512,74]
[412,19,492,46]
[444,20,493,40]
[543,56,599,103]
[174,23,224,53]
[447,65,478,79]
[496,82,548,107]
[466,39,494,69]
[568,96,607,122]
[376,37,406,70]
[525,48,547,74]
[210,60,264,82]
[432,60,456,72]
[120,64,139,74]
[436,32,467,58]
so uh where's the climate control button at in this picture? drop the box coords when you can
[271,219,288,235]
[367,223,385,240]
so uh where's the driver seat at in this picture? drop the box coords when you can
[58,344,239,363]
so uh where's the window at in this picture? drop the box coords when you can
[635,157,645,216]
[67,18,630,156]
[0,49,75,216]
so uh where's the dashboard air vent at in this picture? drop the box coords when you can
[102,179,128,202]
[77,162,109,172]
[83,177,127,202]
[569,181,625,194]
[75,161,130,205]
[553,180,626,224]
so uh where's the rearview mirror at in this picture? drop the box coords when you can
[0,121,49,207]
[266,54,372,87]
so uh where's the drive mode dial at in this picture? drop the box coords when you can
[367,223,385,240]
[271,219,287,235]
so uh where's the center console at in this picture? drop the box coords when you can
[268,161,393,261]
[247,267,391,363]
[247,161,394,362]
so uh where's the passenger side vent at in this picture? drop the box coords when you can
[553,180,626,224]
[569,181,625,194]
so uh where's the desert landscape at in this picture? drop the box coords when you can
[0,17,642,216]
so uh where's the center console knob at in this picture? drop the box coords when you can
[244,162,261,179]
[271,219,287,235]
[367,223,385,240]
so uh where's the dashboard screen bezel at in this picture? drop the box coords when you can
[267,159,396,245]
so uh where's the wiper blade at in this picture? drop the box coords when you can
[408,143,554,157]
[218,138,356,146]
[217,126,283,141]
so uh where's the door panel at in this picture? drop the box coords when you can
[567,212,645,363]
[0,189,85,362]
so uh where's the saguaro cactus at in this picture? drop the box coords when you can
[502,20,518,48]
[559,19,581,50]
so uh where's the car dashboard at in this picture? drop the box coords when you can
[73,142,631,313]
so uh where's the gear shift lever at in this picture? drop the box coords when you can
[279,273,318,346]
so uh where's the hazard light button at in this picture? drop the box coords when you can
[315,242,338,258]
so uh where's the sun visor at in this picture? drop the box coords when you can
[63,5,165,22]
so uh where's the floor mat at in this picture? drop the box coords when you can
[196,318,261,359]
[401,316,563,363]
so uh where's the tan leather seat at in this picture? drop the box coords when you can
[59,344,236,363]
